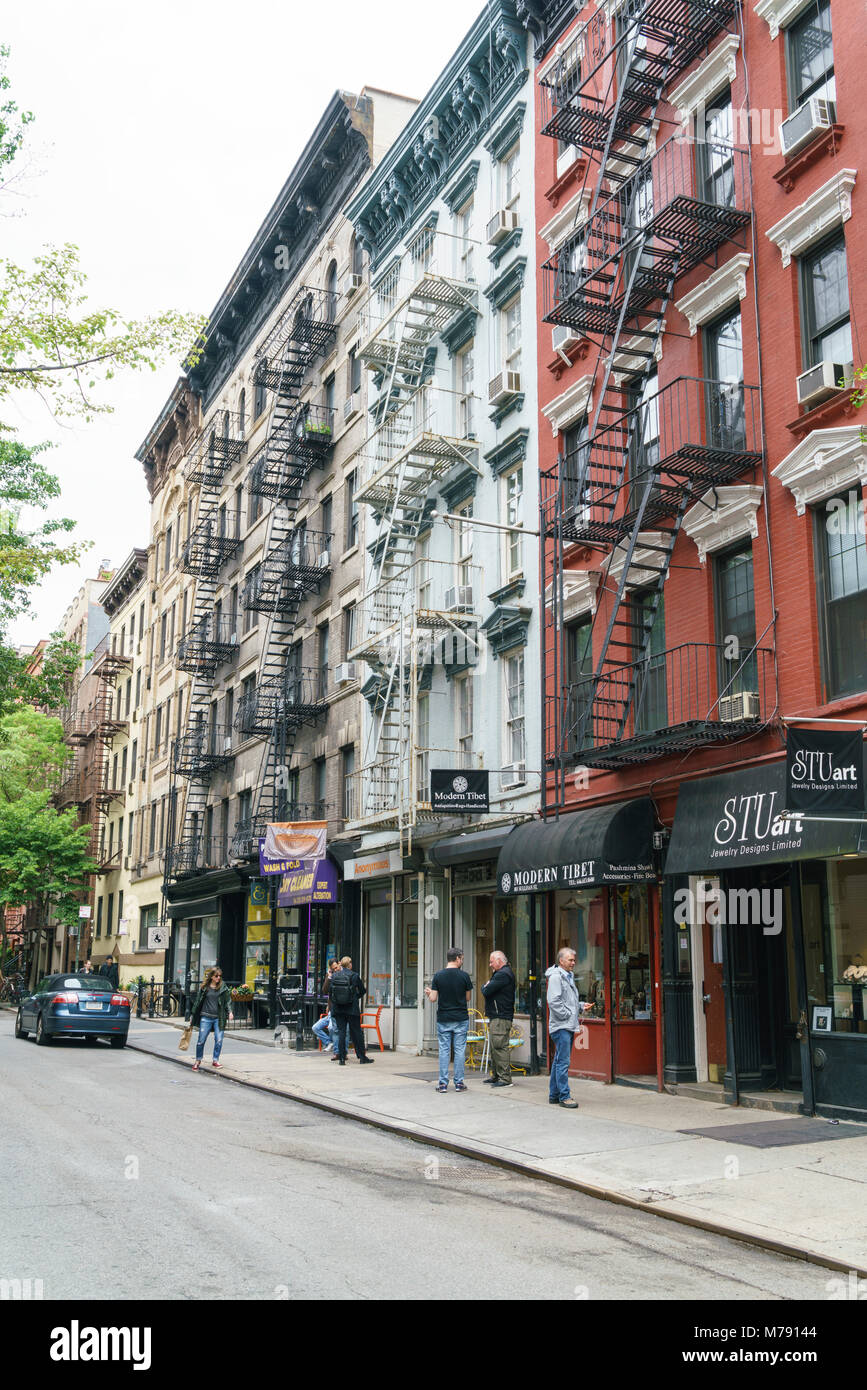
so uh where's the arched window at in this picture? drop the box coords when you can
[325,259,338,321]
[238,389,246,437]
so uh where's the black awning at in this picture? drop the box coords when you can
[166,896,220,921]
[428,826,512,868]
[496,798,655,895]
[665,760,862,875]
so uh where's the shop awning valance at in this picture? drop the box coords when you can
[429,826,512,867]
[166,896,220,921]
[496,798,655,895]
[664,760,863,876]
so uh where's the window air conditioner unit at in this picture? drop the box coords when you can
[343,396,360,424]
[344,273,363,299]
[444,585,474,612]
[488,370,521,405]
[796,359,850,409]
[552,324,580,354]
[229,631,238,645]
[487,209,520,245]
[128,782,135,797]
[719,691,760,723]
[501,762,526,788]
[335,662,357,685]
[132,710,139,722]
[780,97,836,159]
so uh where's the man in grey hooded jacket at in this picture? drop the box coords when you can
[546,947,586,1108]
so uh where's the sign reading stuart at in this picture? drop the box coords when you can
[786,727,864,816]
[430,769,489,814]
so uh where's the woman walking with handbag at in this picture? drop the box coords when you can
[190,967,233,1071]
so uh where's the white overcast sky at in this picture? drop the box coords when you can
[3,0,482,645]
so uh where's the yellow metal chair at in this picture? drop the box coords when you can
[465,1009,488,1072]
[508,1023,527,1075]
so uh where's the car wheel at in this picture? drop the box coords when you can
[109,1035,126,1049]
[35,1013,52,1046]
[14,1010,28,1040]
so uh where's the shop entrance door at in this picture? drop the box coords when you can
[691,877,727,1083]
[474,897,494,1017]
[611,884,657,1080]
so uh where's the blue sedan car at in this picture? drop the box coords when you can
[16,973,131,1048]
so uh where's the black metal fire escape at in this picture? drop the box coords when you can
[166,413,246,877]
[229,285,337,859]
[540,0,766,799]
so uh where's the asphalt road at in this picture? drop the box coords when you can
[0,1012,833,1301]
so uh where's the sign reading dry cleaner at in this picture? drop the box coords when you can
[786,727,865,816]
[431,769,489,814]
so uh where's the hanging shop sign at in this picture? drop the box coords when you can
[147,926,168,950]
[248,880,269,910]
[431,769,490,814]
[277,858,338,908]
[259,821,327,876]
[785,728,865,816]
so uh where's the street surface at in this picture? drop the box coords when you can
[0,1013,832,1300]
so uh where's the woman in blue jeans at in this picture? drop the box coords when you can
[190,967,233,1071]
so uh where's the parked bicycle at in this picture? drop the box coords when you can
[0,972,25,1005]
[126,978,180,1017]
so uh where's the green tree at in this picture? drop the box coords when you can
[0,704,69,801]
[0,791,95,983]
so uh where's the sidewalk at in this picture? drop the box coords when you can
[127,1015,867,1275]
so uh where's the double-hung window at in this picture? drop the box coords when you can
[503,652,526,784]
[786,0,835,110]
[457,200,475,283]
[697,89,735,209]
[503,466,524,580]
[704,307,745,450]
[502,296,521,375]
[455,674,474,765]
[501,144,520,217]
[800,233,852,370]
[814,496,867,700]
[456,341,475,438]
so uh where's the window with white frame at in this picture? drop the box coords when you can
[502,296,522,374]
[503,465,524,579]
[457,200,475,283]
[456,341,475,438]
[416,692,430,801]
[454,500,474,587]
[455,673,474,765]
[503,651,526,783]
[501,144,520,214]
[416,532,432,609]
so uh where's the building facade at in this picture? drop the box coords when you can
[134,88,417,1018]
[344,0,542,1055]
[511,0,866,1118]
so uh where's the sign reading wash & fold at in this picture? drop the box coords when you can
[785,727,865,816]
[430,769,489,814]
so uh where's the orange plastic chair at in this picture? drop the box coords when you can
[360,1004,385,1051]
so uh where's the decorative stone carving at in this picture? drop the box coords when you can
[766,169,857,267]
[539,189,591,252]
[682,487,764,563]
[754,0,814,41]
[674,253,751,336]
[772,426,867,514]
[669,35,740,121]
[542,375,593,436]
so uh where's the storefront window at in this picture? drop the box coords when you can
[612,886,652,1020]
[495,896,536,1014]
[554,889,606,1018]
[172,923,189,987]
[199,916,219,977]
[367,888,392,1007]
[397,902,418,1008]
[276,908,300,977]
[803,859,867,1033]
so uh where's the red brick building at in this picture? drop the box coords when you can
[504,0,865,1117]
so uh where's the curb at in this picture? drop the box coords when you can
[124,1035,867,1280]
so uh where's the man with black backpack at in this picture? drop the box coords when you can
[330,955,373,1066]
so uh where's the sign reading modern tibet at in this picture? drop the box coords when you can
[259,821,327,876]
[277,858,338,908]
[785,728,865,816]
[430,769,489,814]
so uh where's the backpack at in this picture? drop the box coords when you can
[330,972,356,1010]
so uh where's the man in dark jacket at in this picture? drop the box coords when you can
[330,955,373,1066]
[102,958,119,989]
[481,950,516,1088]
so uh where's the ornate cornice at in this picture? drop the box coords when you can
[674,253,751,336]
[443,160,481,214]
[347,0,528,268]
[766,169,857,267]
[772,426,867,514]
[682,486,764,563]
[484,256,527,310]
[441,305,479,359]
[754,0,814,41]
[541,374,593,435]
[480,603,532,657]
[485,427,530,476]
[484,101,527,160]
[669,35,740,121]
[440,464,479,511]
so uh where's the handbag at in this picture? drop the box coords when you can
[178,1023,193,1052]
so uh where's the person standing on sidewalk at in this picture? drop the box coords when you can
[312,959,341,1058]
[481,950,516,1089]
[190,967,234,1071]
[330,956,373,1066]
[425,947,473,1093]
[545,947,587,1109]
